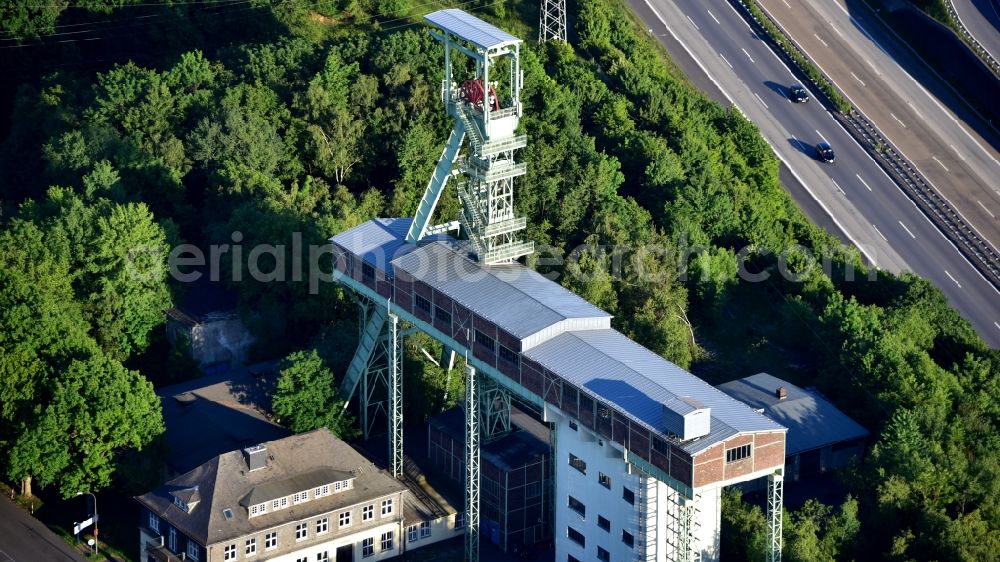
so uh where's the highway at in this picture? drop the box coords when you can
[627,0,1000,347]
[952,0,1000,61]
[755,0,1000,256]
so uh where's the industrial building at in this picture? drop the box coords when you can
[428,406,551,553]
[717,373,869,482]
[330,9,787,562]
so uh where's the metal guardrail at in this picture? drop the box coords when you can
[945,0,1000,77]
[733,0,1000,291]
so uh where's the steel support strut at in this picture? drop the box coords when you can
[387,314,403,478]
[767,471,783,562]
[464,364,480,562]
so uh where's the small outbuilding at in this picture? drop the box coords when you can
[716,373,868,481]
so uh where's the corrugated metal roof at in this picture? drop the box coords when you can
[392,241,611,342]
[716,373,869,456]
[424,9,521,50]
[523,331,785,455]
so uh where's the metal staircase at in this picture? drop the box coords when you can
[340,302,388,401]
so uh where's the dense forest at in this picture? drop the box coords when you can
[0,0,996,560]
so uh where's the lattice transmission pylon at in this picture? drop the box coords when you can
[539,0,567,43]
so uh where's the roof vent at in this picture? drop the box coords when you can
[662,396,711,441]
[243,444,267,471]
[775,386,788,400]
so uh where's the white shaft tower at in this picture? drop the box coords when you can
[411,9,533,265]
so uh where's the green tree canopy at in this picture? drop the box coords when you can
[271,349,358,438]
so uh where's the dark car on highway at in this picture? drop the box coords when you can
[815,141,835,163]
[789,84,809,103]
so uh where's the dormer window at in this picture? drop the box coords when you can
[170,486,200,513]
[174,497,188,512]
[249,502,267,517]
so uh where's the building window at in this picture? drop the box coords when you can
[362,263,375,282]
[483,477,501,500]
[223,544,236,561]
[408,525,418,543]
[168,528,177,552]
[568,420,578,431]
[526,481,542,498]
[598,472,611,489]
[415,295,431,315]
[622,530,635,548]
[264,531,277,550]
[292,491,310,504]
[568,557,582,562]
[598,515,610,532]
[580,394,594,414]
[249,503,266,517]
[380,530,394,551]
[362,504,374,521]
[456,512,466,529]
[474,330,495,353]
[315,484,330,497]
[597,546,610,562]
[187,541,200,561]
[318,517,330,533]
[338,511,351,528]
[148,513,160,533]
[334,481,343,492]
[381,498,393,516]
[498,345,519,366]
[296,558,308,562]
[653,437,670,455]
[623,487,635,505]
[245,538,256,556]
[272,497,288,510]
[568,453,587,474]
[295,522,308,541]
[420,521,432,538]
[317,552,329,562]
[362,537,374,558]
[434,306,451,325]
[567,527,585,547]
[567,496,586,517]
[726,444,752,463]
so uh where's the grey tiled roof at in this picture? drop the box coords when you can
[239,467,352,507]
[424,9,521,50]
[523,330,785,455]
[136,429,406,546]
[716,373,869,456]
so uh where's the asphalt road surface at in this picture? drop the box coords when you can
[0,498,87,562]
[629,0,1000,347]
[952,0,1000,61]
[756,0,1000,257]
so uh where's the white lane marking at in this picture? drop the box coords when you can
[707,9,720,24]
[832,178,845,195]
[782,0,791,7]
[889,112,906,128]
[741,48,755,63]
[850,71,866,86]
[754,92,769,108]
[873,224,887,241]
[949,144,967,161]
[720,53,734,69]
[686,15,700,30]
[905,100,924,120]
[932,156,949,172]
[995,321,1000,331]
[831,22,844,38]
[815,129,829,144]
[813,33,828,47]
[977,200,995,219]
[864,58,882,76]
[899,221,916,239]
[856,174,872,192]
[944,270,962,288]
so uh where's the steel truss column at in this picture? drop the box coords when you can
[387,314,403,478]
[538,0,567,43]
[479,376,511,442]
[767,471,784,562]
[464,364,481,562]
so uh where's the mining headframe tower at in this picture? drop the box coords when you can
[330,10,786,562]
